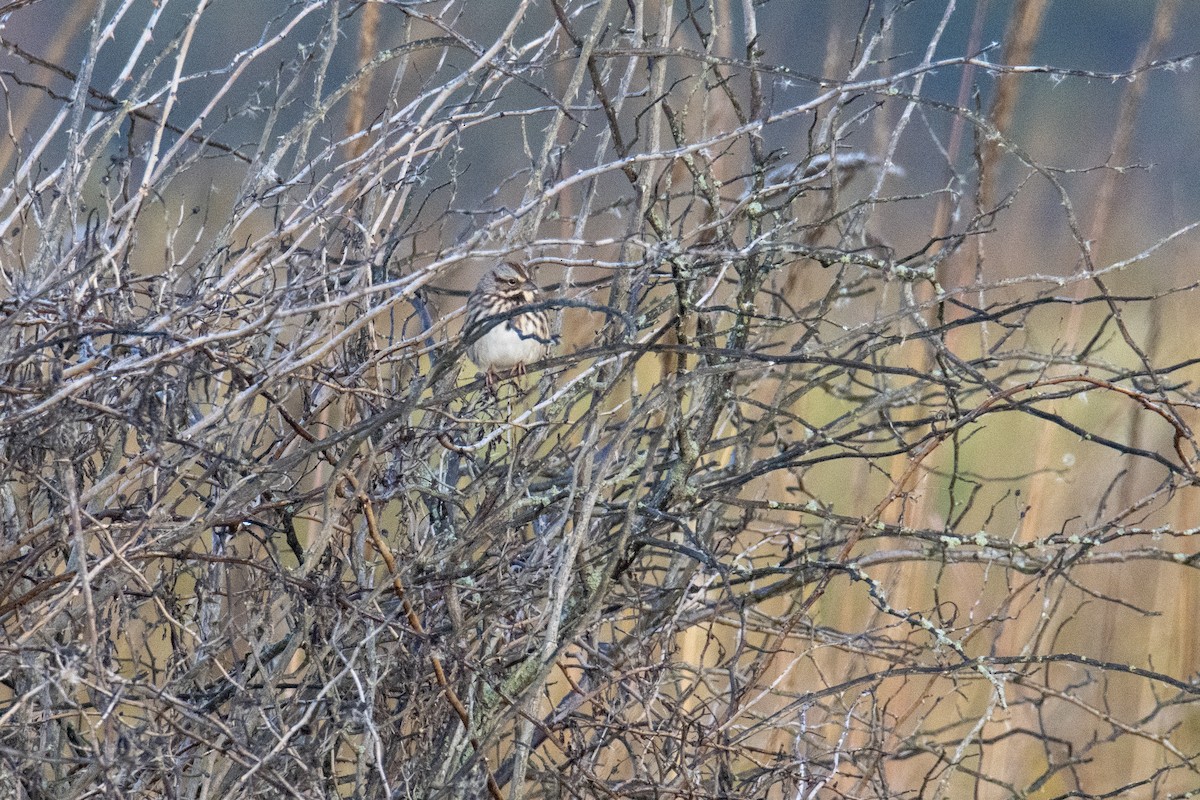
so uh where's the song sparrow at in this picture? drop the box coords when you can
[463,262,554,384]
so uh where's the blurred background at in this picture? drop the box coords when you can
[5,1,1200,272]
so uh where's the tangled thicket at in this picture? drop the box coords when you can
[2,2,1199,798]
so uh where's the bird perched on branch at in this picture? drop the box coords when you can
[463,261,555,385]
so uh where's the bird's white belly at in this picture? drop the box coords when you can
[469,321,546,369]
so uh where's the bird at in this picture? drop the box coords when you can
[463,262,554,385]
